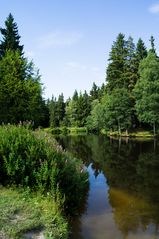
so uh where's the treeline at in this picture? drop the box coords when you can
[49,33,159,134]
[1,14,159,134]
[48,83,105,128]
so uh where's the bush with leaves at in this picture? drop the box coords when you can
[0,125,88,213]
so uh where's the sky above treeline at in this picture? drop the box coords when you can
[0,0,159,99]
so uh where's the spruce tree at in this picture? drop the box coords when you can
[76,91,91,126]
[0,13,23,57]
[90,82,99,101]
[124,36,137,92]
[149,36,156,54]
[56,93,65,126]
[136,38,147,61]
[72,90,78,101]
[49,96,58,128]
[106,33,127,92]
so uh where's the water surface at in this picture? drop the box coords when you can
[58,135,159,239]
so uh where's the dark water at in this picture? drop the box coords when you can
[58,135,159,239]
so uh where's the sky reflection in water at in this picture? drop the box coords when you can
[58,136,159,239]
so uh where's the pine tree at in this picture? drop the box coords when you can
[136,38,147,61]
[106,33,127,92]
[56,93,65,126]
[72,90,78,101]
[0,13,23,57]
[149,36,156,54]
[124,36,137,92]
[49,96,58,128]
[90,82,99,101]
[76,91,91,126]
[98,83,105,99]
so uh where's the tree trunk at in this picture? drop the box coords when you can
[125,129,128,136]
[118,119,121,135]
[153,122,156,137]
[154,138,156,152]
[118,137,121,153]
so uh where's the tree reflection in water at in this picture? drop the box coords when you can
[57,135,159,239]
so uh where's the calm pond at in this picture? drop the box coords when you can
[58,135,159,239]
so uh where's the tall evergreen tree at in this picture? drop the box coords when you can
[149,36,156,55]
[76,91,91,127]
[124,36,137,92]
[106,33,127,92]
[49,96,58,128]
[56,93,65,126]
[72,90,78,101]
[136,38,147,61]
[98,83,105,99]
[0,13,23,57]
[90,82,99,101]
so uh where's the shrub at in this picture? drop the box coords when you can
[0,125,88,213]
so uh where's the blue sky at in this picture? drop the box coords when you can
[0,0,159,99]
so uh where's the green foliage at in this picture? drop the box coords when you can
[136,38,147,62]
[69,127,88,135]
[56,93,65,126]
[0,50,47,127]
[149,36,156,55]
[0,13,23,57]
[90,82,99,101]
[0,125,88,212]
[0,50,26,123]
[65,91,91,127]
[86,100,105,132]
[133,52,159,134]
[0,14,49,127]
[103,88,133,132]
[106,33,127,92]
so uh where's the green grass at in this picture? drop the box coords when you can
[0,125,89,238]
[68,127,88,135]
[105,130,155,137]
[45,127,88,136]
[0,186,68,239]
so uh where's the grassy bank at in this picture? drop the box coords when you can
[101,129,156,138]
[0,186,68,239]
[45,127,88,136]
[0,125,88,238]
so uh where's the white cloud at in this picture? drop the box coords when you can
[37,31,83,49]
[149,3,159,13]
